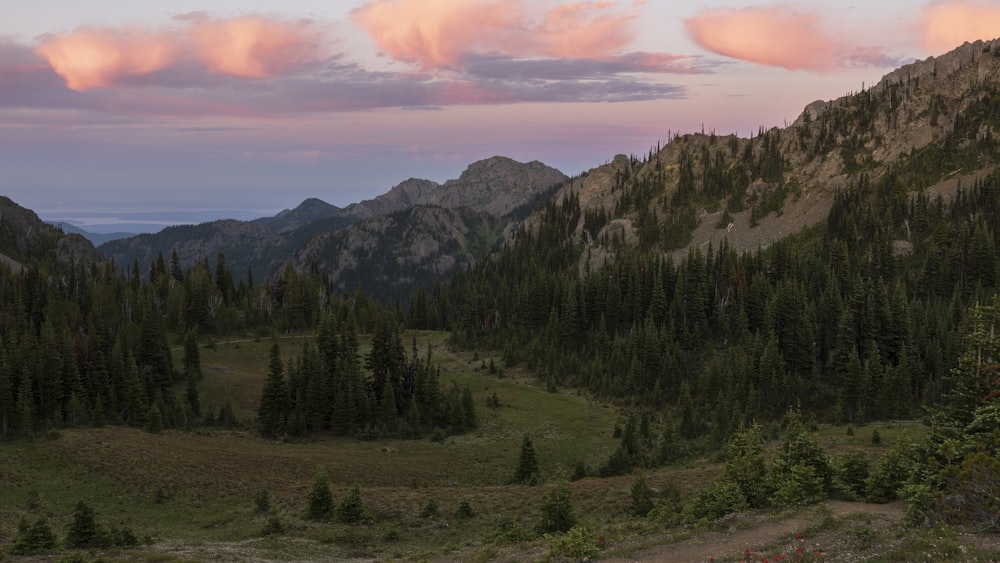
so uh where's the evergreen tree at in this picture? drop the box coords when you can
[305,473,334,521]
[336,484,367,524]
[630,476,654,517]
[513,434,541,485]
[258,342,288,437]
[12,516,57,555]
[65,501,103,548]
[536,481,576,534]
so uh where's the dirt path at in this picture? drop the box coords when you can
[603,501,905,562]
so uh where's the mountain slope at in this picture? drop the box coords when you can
[542,39,1000,266]
[345,156,567,219]
[100,156,566,290]
[51,222,137,246]
[294,205,502,301]
[0,196,102,272]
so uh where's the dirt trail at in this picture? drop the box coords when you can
[603,501,905,563]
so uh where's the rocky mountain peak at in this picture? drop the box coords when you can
[346,156,567,219]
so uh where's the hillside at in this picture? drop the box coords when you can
[533,39,1000,267]
[293,205,503,301]
[100,157,566,290]
[344,156,568,219]
[0,196,102,270]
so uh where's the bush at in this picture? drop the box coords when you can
[455,499,476,519]
[260,515,285,536]
[682,480,749,523]
[494,515,530,543]
[720,425,769,507]
[254,489,271,514]
[630,477,654,517]
[12,516,58,555]
[934,451,1000,531]
[536,481,577,535]
[336,485,367,524]
[865,441,923,503]
[305,474,335,521]
[65,501,103,548]
[419,499,439,519]
[545,525,601,561]
[836,450,871,499]
[770,463,826,507]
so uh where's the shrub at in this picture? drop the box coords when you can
[260,515,285,536]
[630,476,654,517]
[254,489,271,514]
[305,474,335,521]
[721,425,769,507]
[536,481,577,535]
[934,451,1000,531]
[682,480,749,523]
[545,525,600,561]
[455,499,476,519]
[66,501,103,548]
[865,441,923,503]
[494,515,530,543]
[107,525,139,547]
[871,429,882,445]
[770,463,826,507]
[336,485,367,524]
[419,499,439,519]
[12,516,57,555]
[836,450,871,499]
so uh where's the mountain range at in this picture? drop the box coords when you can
[8,38,1000,303]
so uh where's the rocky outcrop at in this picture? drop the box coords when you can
[346,157,567,219]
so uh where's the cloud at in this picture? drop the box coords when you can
[922,1,1000,54]
[462,52,702,81]
[186,15,326,78]
[35,28,180,90]
[351,0,638,69]
[33,15,328,90]
[684,7,844,71]
[4,4,695,122]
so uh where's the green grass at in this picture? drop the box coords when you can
[2,331,627,561]
[1,333,972,562]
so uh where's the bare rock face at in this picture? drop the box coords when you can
[346,157,567,219]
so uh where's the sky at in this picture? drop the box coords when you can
[2,0,999,232]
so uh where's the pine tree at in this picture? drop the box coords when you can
[536,481,576,534]
[258,342,288,437]
[513,434,541,485]
[145,403,163,434]
[336,484,367,524]
[65,501,103,548]
[305,473,334,521]
[630,476,654,516]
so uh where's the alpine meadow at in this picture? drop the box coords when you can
[3,39,1000,562]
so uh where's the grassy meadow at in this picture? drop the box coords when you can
[0,331,956,562]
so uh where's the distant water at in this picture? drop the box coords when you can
[39,208,272,234]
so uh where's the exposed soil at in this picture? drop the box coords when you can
[602,500,906,563]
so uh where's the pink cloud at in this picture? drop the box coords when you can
[187,16,325,78]
[35,28,180,91]
[684,7,843,72]
[922,1,1000,54]
[33,15,327,90]
[351,0,637,69]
